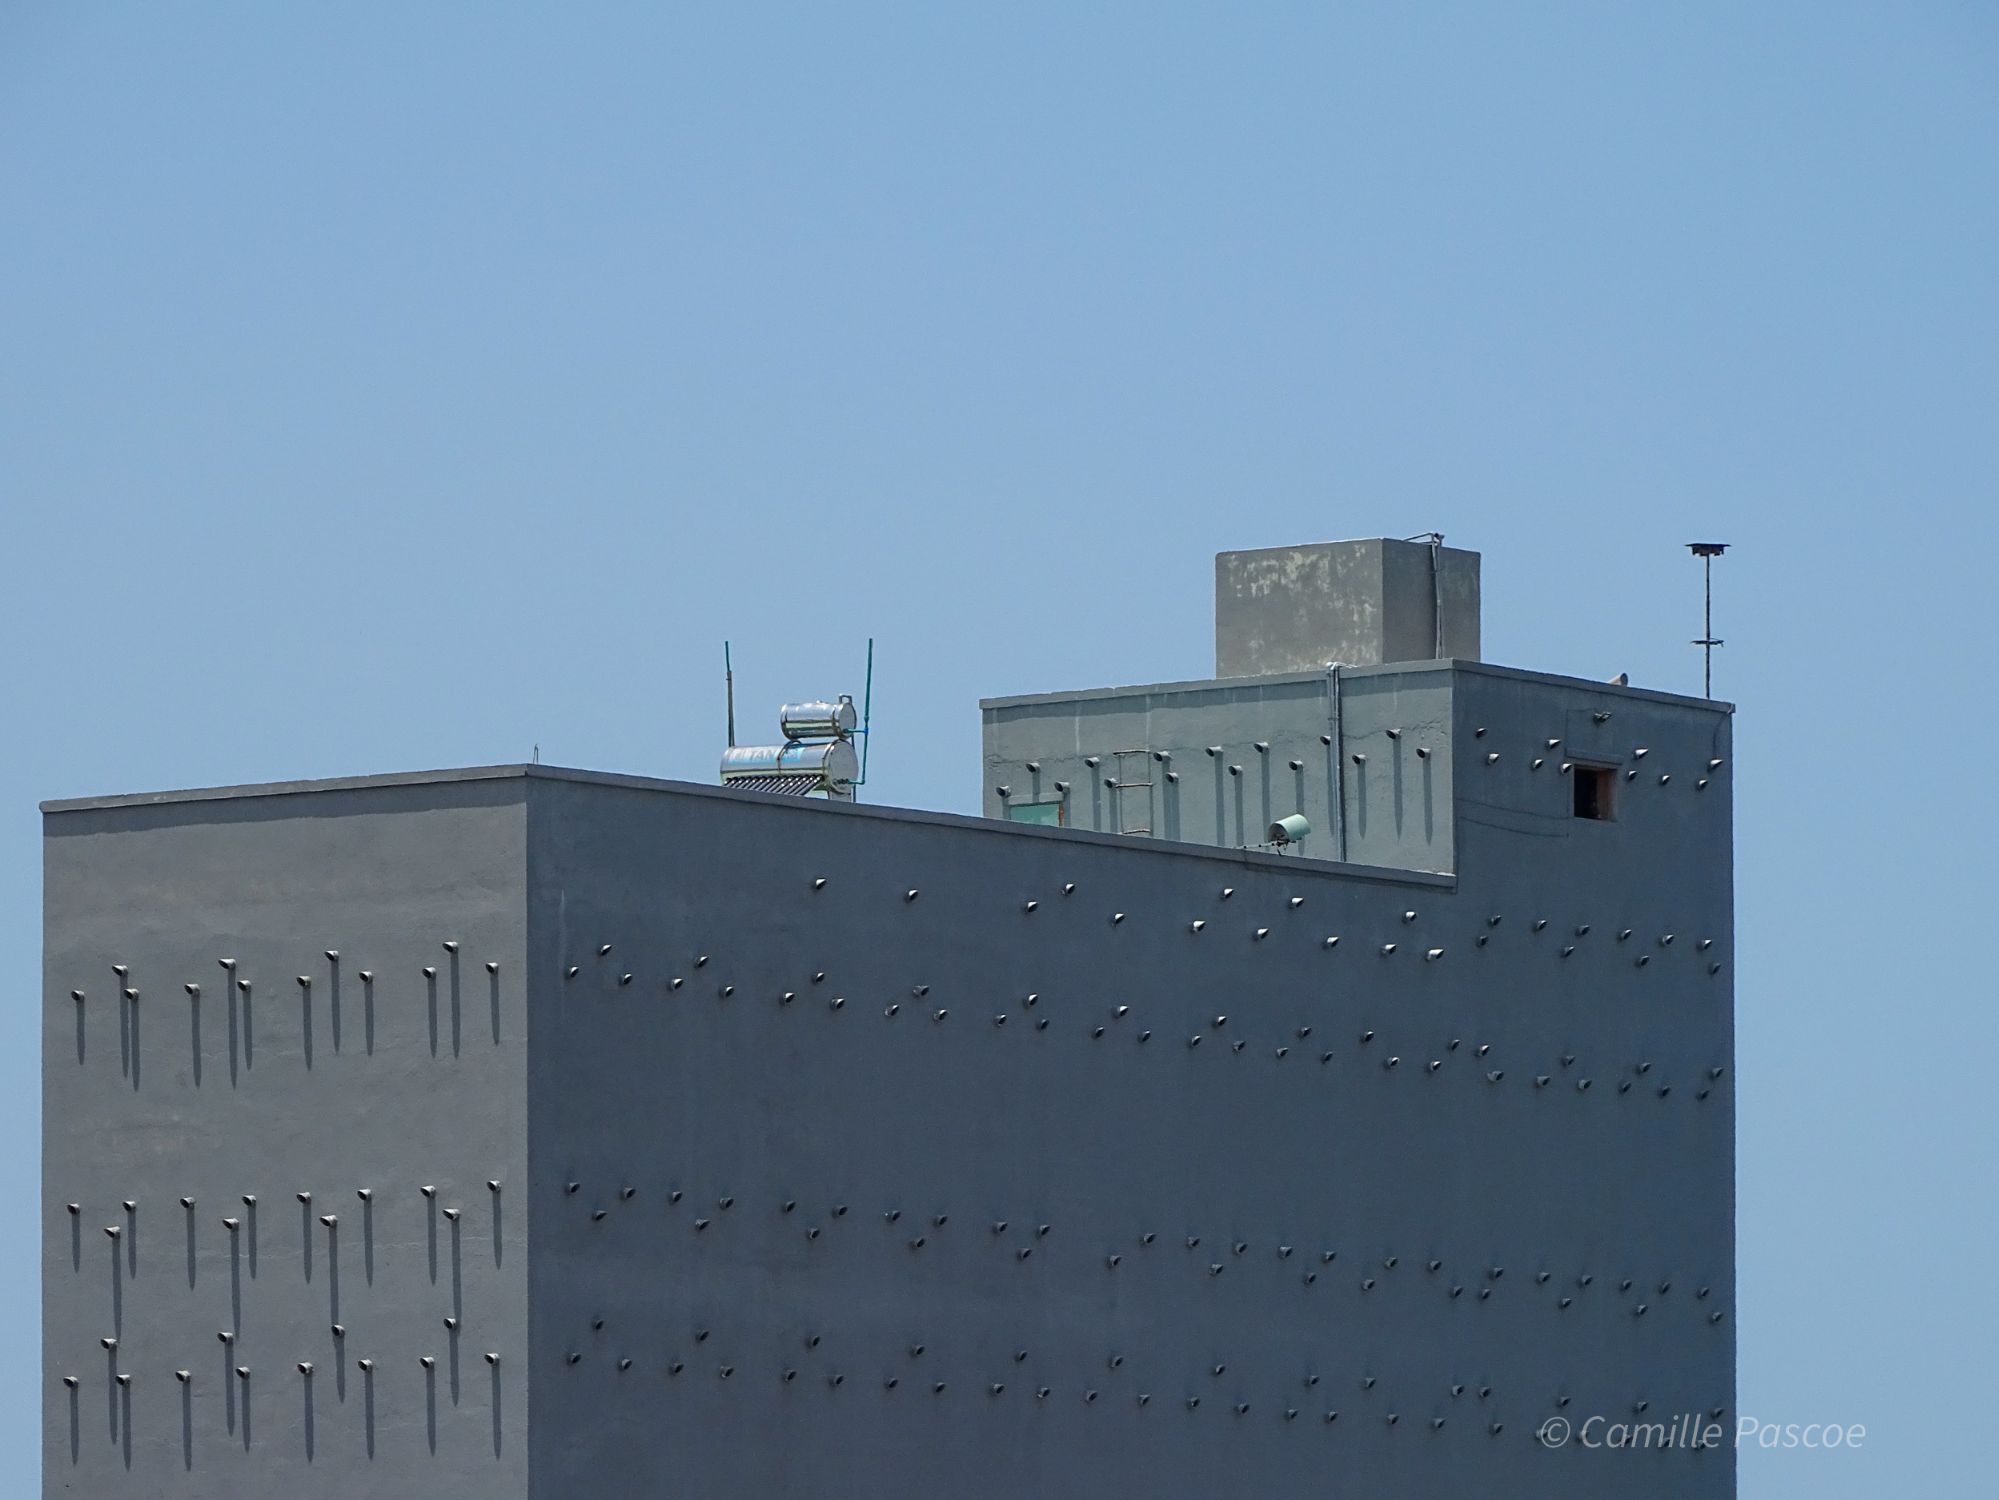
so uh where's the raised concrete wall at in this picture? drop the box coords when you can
[43,775,532,1498]
[521,730,1732,1497]
[980,663,1458,873]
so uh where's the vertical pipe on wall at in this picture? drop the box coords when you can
[1427,534,1444,657]
[1326,665,1347,862]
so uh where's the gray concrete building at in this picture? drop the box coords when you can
[44,538,1735,1497]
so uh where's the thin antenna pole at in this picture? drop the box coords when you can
[724,641,736,748]
[1687,543,1727,698]
[858,638,874,786]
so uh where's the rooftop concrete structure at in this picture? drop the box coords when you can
[1215,537,1481,676]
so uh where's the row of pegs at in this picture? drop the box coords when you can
[65,1180,501,1250]
[61,1346,502,1389]
[560,908,1723,985]
[561,1197,1723,1311]
[66,944,499,1006]
[551,1344,1727,1435]
[541,986,1731,1096]
[1003,739,1726,786]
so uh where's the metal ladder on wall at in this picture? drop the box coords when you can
[1110,748,1153,836]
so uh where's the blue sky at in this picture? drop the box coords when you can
[3,4,1993,1492]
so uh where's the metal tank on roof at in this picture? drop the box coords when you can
[721,692,861,798]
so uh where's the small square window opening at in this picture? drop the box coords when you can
[1572,765,1615,821]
